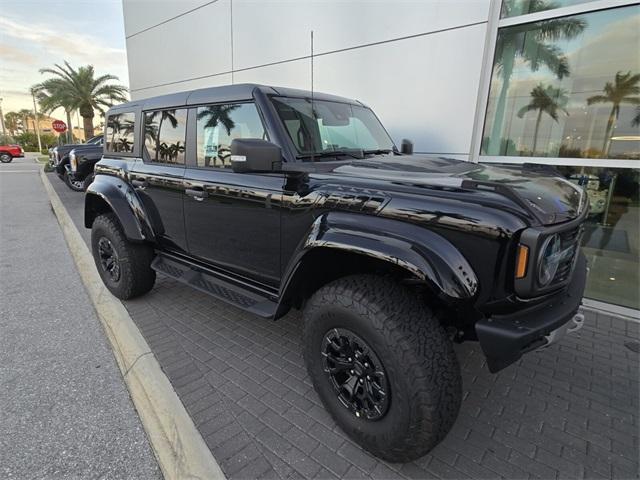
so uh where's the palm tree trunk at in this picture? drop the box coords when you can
[532,109,543,156]
[155,116,164,161]
[487,45,515,155]
[65,110,73,143]
[602,105,617,157]
[82,115,94,140]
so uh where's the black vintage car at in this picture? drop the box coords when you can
[85,84,587,462]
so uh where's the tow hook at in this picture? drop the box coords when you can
[537,312,584,351]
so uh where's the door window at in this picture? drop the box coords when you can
[144,109,188,164]
[105,112,135,153]
[195,103,266,168]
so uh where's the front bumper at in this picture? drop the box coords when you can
[475,252,587,372]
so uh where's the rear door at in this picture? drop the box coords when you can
[183,102,284,288]
[130,108,188,252]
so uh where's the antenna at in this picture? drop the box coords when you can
[310,30,315,162]
[310,30,314,104]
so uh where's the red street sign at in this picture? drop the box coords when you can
[52,120,67,133]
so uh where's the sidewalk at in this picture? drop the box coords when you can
[0,155,160,479]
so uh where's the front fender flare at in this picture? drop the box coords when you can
[84,175,155,242]
[281,212,478,304]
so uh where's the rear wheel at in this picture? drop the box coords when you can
[302,275,461,462]
[64,171,85,191]
[91,213,156,299]
[0,153,12,163]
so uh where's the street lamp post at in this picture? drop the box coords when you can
[31,90,43,152]
[0,98,6,136]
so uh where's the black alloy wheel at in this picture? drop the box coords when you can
[97,237,121,282]
[321,328,389,420]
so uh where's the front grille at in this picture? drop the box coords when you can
[551,225,582,285]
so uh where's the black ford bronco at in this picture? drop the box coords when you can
[85,84,587,462]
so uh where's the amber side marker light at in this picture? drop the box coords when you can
[516,245,529,279]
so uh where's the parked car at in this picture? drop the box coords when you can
[0,144,24,163]
[51,134,103,179]
[85,84,588,462]
[65,144,102,191]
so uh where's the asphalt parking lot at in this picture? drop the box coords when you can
[49,171,639,480]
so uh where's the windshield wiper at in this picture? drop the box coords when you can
[363,149,394,155]
[298,149,364,161]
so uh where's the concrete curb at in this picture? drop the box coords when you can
[39,168,225,480]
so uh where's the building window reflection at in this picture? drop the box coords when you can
[482,5,640,160]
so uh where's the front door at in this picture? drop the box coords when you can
[130,107,188,252]
[183,102,283,288]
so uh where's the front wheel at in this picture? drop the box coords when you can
[302,275,462,462]
[91,213,156,299]
[82,172,96,191]
[64,171,85,192]
[0,153,12,163]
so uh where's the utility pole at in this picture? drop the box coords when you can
[31,89,43,152]
[0,98,6,136]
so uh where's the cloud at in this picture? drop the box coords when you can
[0,16,127,75]
[0,43,37,65]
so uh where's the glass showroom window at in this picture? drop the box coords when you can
[501,0,603,18]
[482,3,640,310]
[483,5,639,159]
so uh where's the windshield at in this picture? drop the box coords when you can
[271,96,394,158]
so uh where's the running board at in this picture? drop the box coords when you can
[151,253,278,318]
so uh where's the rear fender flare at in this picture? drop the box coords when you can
[84,175,156,242]
[280,212,478,304]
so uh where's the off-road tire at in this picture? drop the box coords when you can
[64,171,85,192]
[302,275,462,462]
[0,153,12,163]
[82,172,96,191]
[91,213,156,299]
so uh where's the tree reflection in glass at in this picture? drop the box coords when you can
[482,5,640,160]
[587,71,640,156]
[196,104,239,167]
[518,83,569,155]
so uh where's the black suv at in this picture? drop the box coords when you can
[85,84,587,462]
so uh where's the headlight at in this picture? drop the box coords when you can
[538,234,561,286]
[70,152,77,171]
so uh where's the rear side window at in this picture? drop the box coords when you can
[195,103,266,168]
[144,109,188,165]
[105,112,135,153]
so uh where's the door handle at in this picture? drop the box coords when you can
[132,179,148,189]
[185,187,208,200]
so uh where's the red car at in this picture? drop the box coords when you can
[0,144,24,163]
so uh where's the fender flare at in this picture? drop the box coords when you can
[84,175,156,242]
[280,211,478,304]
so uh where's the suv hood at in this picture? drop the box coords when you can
[330,155,585,225]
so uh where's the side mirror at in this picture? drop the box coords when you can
[230,138,282,173]
[400,139,414,155]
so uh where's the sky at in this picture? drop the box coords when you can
[0,0,129,125]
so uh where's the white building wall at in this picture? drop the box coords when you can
[123,0,491,156]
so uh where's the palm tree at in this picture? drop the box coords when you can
[196,104,239,135]
[32,61,127,140]
[146,110,178,161]
[517,83,569,155]
[4,112,22,135]
[486,2,586,155]
[587,71,640,155]
[18,109,34,133]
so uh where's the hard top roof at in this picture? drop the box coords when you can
[107,84,364,114]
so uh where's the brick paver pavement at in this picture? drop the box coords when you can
[50,173,639,480]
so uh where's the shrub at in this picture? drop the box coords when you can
[0,133,15,145]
